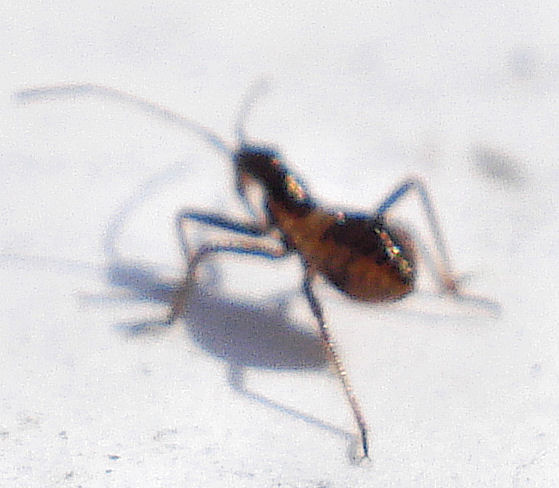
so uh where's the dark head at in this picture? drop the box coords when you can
[234,143,280,180]
[234,143,316,215]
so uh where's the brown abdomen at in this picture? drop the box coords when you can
[270,202,416,302]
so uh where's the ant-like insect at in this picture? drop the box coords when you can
[16,82,495,461]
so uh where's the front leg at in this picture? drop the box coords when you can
[169,210,288,323]
[174,209,268,261]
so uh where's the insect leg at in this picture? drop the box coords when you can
[175,210,267,261]
[170,210,288,323]
[374,178,457,294]
[302,265,369,460]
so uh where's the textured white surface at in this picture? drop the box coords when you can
[2,2,559,487]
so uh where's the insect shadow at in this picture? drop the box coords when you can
[108,259,327,372]
[103,258,360,449]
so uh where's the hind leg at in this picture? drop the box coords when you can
[374,178,460,294]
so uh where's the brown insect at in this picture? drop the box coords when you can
[16,82,493,460]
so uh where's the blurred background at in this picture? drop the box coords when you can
[1,2,558,486]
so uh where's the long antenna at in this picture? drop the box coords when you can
[234,78,271,147]
[15,83,233,158]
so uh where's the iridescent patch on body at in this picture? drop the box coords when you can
[374,224,414,279]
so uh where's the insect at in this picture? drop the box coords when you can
[16,82,492,460]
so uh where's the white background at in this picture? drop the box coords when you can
[2,2,559,486]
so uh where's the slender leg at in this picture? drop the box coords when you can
[374,178,458,294]
[302,265,369,460]
[169,210,289,323]
[175,209,267,261]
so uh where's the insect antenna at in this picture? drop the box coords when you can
[233,78,271,148]
[14,83,233,158]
